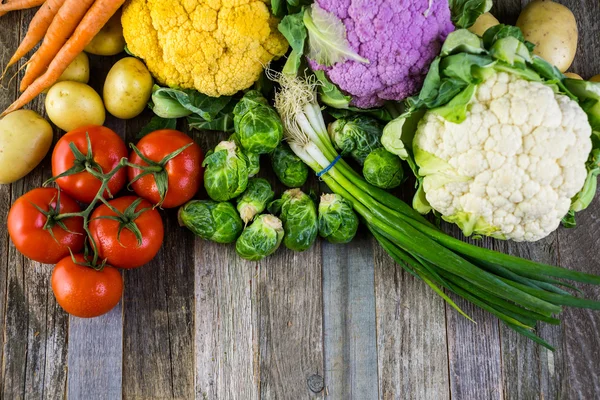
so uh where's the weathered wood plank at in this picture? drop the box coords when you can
[496,234,562,400]
[322,231,378,400]
[557,198,600,399]
[193,133,324,399]
[2,9,69,398]
[556,2,600,369]
[373,244,450,400]
[0,8,20,396]
[257,245,324,399]
[443,232,503,400]
[553,2,600,397]
[493,1,599,399]
[122,117,196,399]
[194,242,260,400]
[67,304,123,400]
[65,62,125,400]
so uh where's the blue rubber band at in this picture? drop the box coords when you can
[316,155,341,178]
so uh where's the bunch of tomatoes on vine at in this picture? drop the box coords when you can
[7,126,203,318]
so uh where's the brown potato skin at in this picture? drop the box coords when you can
[517,0,578,73]
[590,75,600,82]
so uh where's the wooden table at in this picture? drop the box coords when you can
[1,1,599,399]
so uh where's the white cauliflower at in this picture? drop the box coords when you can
[413,72,592,242]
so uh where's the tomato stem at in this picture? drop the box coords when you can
[49,138,192,269]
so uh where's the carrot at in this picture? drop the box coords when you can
[0,0,44,13]
[2,0,126,116]
[19,0,96,92]
[2,0,67,79]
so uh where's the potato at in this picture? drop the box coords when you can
[42,52,90,94]
[84,10,125,56]
[516,0,578,73]
[45,81,105,131]
[103,57,153,119]
[58,52,90,84]
[468,12,500,37]
[590,75,600,82]
[564,72,583,80]
[0,110,53,184]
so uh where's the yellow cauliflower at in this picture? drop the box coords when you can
[122,0,288,97]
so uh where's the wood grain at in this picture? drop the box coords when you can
[193,133,324,400]
[63,56,126,400]
[442,232,503,400]
[322,231,378,400]
[194,241,261,400]
[122,117,196,400]
[67,305,123,400]
[373,244,450,400]
[257,245,324,399]
[2,9,68,399]
[556,1,600,396]
[496,234,563,400]
[0,8,20,396]
[0,0,600,398]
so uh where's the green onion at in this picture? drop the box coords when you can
[273,73,600,348]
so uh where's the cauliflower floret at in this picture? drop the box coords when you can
[122,0,288,97]
[309,0,455,108]
[414,72,592,242]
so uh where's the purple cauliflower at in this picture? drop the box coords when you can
[309,0,455,108]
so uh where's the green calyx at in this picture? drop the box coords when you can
[44,133,108,193]
[128,142,193,208]
[93,197,149,247]
[31,189,82,243]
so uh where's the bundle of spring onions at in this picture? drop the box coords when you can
[273,74,600,350]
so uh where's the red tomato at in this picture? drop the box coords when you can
[51,254,123,318]
[89,196,164,269]
[128,129,203,208]
[52,125,128,203]
[8,188,85,264]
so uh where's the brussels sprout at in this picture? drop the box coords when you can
[233,90,284,154]
[229,132,260,177]
[247,152,260,177]
[236,214,285,261]
[202,140,249,201]
[362,148,404,189]
[328,115,383,165]
[318,194,359,244]
[178,200,243,243]
[271,143,309,187]
[237,178,275,224]
[269,189,318,252]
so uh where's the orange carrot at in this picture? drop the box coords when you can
[20,0,96,92]
[0,0,44,14]
[3,0,66,74]
[2,0,126,116]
